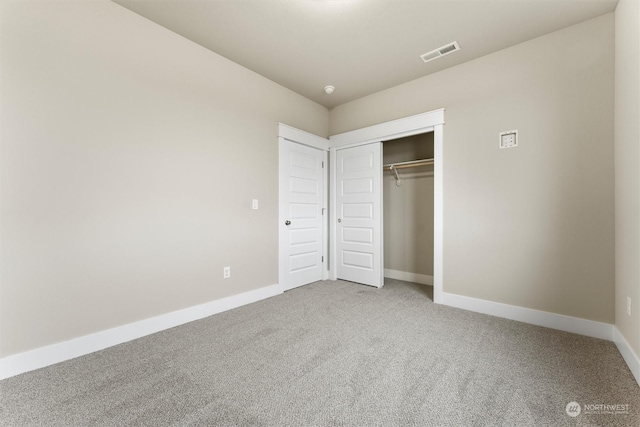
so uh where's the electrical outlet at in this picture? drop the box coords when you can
[627,297,632,316]
[223,266,231,279]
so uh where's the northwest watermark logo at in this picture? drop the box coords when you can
[566,402,581,417]
[566,401,630,417]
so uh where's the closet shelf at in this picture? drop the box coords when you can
[382,158,434,170]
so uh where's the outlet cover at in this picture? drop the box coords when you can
[223,266,231,279]
[499,130,518,149]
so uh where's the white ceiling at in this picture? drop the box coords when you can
[113,0,618,109]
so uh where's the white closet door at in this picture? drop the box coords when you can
[279,139,325,291]
[335,142,383,288]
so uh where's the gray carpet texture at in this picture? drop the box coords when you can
[0,279,638,426]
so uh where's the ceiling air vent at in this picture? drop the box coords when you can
[420,41,460,64]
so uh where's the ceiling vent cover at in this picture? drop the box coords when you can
[420,41,460,63]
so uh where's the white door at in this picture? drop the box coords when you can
[279,139,325,291]
[335,142,383,288]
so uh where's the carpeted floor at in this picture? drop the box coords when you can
[0,279,638,426]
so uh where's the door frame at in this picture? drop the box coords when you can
[328,109,445,304]
[278,124,330,291]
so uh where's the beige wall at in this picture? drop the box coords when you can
[383,134,434,277]
[331,15,615,323]
[0,1,624,361]
[614,0,640,355]
[0,0,328,358]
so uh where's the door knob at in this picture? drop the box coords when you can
[338,218,342,223]
[285,220,291,226]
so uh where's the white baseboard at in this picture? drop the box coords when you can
[441,291,614,341]
[0,284,282,380]
[614,327,640,387]
[384,269,433,286]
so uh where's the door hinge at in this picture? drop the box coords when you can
[322,256,324,262]
[322,161,324,168]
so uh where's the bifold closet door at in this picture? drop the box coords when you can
[335,142,383,288]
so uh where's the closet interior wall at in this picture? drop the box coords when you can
[383,133,435,283]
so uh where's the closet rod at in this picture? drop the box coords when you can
[382,158,434,171]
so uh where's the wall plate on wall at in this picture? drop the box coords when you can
[499,130,518,149]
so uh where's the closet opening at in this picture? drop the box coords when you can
[382,132,435,301]
[328,108,444,302]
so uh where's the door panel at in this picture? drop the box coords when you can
[280,140,324,290]
[336,143,383,287]
[342,203,373,218]
[342,227,373,244]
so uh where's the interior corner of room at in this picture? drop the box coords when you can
[0,0,638,394]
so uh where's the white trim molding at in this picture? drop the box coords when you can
[329,109,445,148]
[432,123,443,304]
[442,292,640,385]
[441,292,614,341]
[278,123,329,151]
[384,269,433,286]
[614,327,640,387]
[0,284,282,380]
